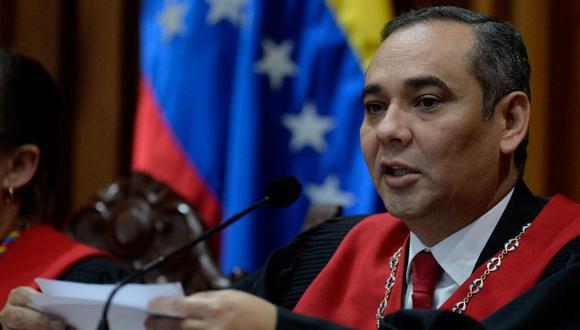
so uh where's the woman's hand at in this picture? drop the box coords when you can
[146,289,277,330]
[0,286,66,330]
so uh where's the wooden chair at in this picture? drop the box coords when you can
[67,172,231,293]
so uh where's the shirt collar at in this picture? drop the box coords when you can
[407,188,515,286]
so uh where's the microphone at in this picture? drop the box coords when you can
[98,176,302,329]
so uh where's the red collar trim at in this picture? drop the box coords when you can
[293,195,580,328]
[0,224,109,305]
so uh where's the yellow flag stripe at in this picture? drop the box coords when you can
[326,0,394,69]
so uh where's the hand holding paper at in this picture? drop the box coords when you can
[145,289,277,330]
[29,279,185,330]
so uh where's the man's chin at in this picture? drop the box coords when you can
[383,202,422,219]
[387,209,422,221]
[381,192,432,220]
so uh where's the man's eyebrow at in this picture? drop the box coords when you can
[404,76,452,94]
[362,76,453,100]
[361,84,382,100]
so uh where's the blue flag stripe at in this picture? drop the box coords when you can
[140,0,383,272]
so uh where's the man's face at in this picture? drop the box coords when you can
[361,22,505,225]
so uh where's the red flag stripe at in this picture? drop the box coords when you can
[132,78,222,228]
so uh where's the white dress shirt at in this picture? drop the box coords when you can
[403,188,515,309]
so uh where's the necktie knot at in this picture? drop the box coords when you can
[411,251,442,309]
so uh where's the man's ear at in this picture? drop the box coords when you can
[2,144,41,190]
[496,91,530,155]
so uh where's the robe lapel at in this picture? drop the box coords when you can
[475,180,544,270]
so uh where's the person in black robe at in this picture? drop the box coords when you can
[143,6,580,330]
[0,50,127,330]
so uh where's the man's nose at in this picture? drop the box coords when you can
[375,105,412,147]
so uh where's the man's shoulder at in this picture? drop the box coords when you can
[298,213,400,242]
[296,214,367,240]
[547,194,580,210]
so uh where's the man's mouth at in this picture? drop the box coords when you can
[387,166,417,177]
[381,162,420,176]
[380,162,420,188]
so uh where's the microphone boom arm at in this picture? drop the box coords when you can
[98,196,270,329]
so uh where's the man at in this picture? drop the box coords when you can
[3,6,580,330]
[142,6,580,330]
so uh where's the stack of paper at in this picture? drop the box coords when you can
[30,279,185,330]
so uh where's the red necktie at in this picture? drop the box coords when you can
[411,251,442,309]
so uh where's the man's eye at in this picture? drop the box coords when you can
[364,102,386,115]
[415,97,440,110]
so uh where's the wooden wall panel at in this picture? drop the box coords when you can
[546,0,580,200]
[511,0,550,195]
[1,0,62,80]
[69,0,125,211]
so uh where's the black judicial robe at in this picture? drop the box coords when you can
[232,181,580,329]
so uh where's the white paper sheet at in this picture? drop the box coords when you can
[29,278,185,330]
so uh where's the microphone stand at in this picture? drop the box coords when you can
[98,196,271,330]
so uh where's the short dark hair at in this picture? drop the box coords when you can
[381,6,531,174]
[0,49,61,218]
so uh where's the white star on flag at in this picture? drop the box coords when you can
[281,103,336,153]
[254,39,298,90]
[205,0,246,26]
[305,175,355,207]
[156,0,190,43]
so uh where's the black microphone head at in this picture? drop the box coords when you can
[265,176,302,208]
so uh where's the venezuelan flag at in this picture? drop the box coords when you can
[133,0,393,273]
